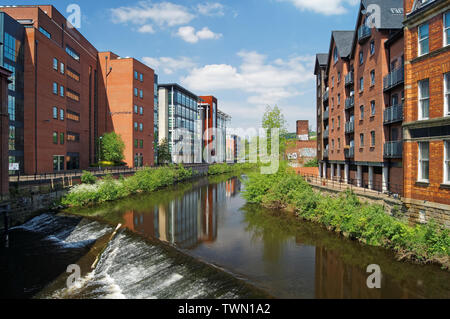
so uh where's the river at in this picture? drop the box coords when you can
[1,174,449,299]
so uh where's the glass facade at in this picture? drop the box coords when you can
[0,13,25,174]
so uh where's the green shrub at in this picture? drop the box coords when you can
[81,171,97,184]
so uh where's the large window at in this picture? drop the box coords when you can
[445,73,450,116]
[418,79,430,120]
[444,11,450,47]
[39,26,51,39]
[445,141,450,184]
[67,110,80,122]
[66,46,80,61]
[333,47,338,63]
[53,58,58,71]
[66,89,80,102]
[4,33,17,62]
[418,142,429,182]
[418,23,429,56]
[66,67,80,82]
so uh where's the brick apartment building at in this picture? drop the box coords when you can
[317,0,405,195]
[403,0,450,212]
[98,52,155,168]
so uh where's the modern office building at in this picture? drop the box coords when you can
[98,51,155,168]
[0,5,99,174]
[403,0,450,211]
[158,83,200,164]
[317,0,405,195]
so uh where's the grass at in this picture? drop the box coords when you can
[207,163,258,176]
[242,162,450,269]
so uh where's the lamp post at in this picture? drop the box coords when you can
[98,136,103,170]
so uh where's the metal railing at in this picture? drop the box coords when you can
[299,174,403,198]
[358,25,371,42]
[323,90,329,102]
[384,104,404,124]
[344,146,355,158]
[323,149,329,158]
[323,129,329,139]
[384,141,403,158]
[345,71,354,86]
[383,66,404,91]
[345,96,355,109]
[345,121,354,134]
[323,110,329,120]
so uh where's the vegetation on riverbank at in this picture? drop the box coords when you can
[242,162,450,269]
[208,163,258,175]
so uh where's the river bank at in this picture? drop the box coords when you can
[242,163,450,270]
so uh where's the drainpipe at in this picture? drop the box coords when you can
[34,40,38,174]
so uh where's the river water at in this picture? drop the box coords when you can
[1,174,449,299]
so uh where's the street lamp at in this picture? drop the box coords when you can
[98,136,103,170]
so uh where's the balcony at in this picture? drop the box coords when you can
[323,110,329,120]
[345,121,355,134]
[358,25,371,43]
[345,146,355,159]
[323,149,329,158]
[323,89,329,102]
[345,96,355,109]
[384,104,403,124]
[323,129,329,139]
[345,71,354,87]
[383,66,404,91]
[384,141,403,159]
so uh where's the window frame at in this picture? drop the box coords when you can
[445,72,450,116]
[53,106,58,119]
[418,142,430,182]
[418,23,429,56]
[360,133,365,148]
[444,11,450,47]
[371,100,376,116]
[360,105,364,120]
[53,58,58,71]
[418,79,430,120]
[370,40,375,55]
[371,131,376,147]
[444,140,450,184]
[370,70,375,86]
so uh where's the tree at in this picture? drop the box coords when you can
[261,105,288,157]
[100,132,125,164]
[158,138,172,165]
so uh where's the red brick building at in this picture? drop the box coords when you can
[0,67,11,196]
[98,52,155,168]
[403,0,450,210]
[317,0,405,195]
[286,120,317,166]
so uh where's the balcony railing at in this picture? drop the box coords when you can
[345,146,355,158]
[345,96,355,109]
[383,66,404,91]
[323,129,329,139]
[345,121,355,134]
[323,89,329,102]
[345,71,354,87]
[358,25,371,43]
[323,149,329,158]
[384,141,403,158]
[323,110,329,120]
[384,104,404,124]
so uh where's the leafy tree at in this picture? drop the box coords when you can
[100,132,125,164]
[158,138,172,165]
[261,105,288,157]
[304,158,319,167]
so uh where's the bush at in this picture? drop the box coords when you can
[81,171,97,185]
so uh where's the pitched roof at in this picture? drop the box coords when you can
[314,53,328,75]
[332,31,355,58]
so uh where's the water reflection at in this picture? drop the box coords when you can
[69,176,450,299]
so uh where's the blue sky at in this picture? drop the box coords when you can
[4,0,361,132]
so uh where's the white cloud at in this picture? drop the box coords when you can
[197,2,225,16]
[181,51,314,106]
[137,24,155,34]
[279,0,359,15]
[142,56,196,75]
[176,26,222,43]
[111,2,195,27]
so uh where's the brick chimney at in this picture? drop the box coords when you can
[297,120,309,141]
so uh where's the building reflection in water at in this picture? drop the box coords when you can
[122,177,241,249]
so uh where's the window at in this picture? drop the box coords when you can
[66,67,80,82]
[337,94,341,105]
[370,70,375,86]
[360,134,365,147]
[418,79,430,120]
[359,51,364,65]
[134,88,138,97]
[418,24,429,56]
[53,58,58,71]
[53,82,58,95]
[444,12,450,46]
[67,110,80,122]
[337,72,341,83]
[60,133,65,145]
[60,109,64,121]
[66,46,80,61]
[60,85,64,97]
[140,140,143,149]
[66,89,80,102]
[370,40,375,55]
[360,105,364,120]
[333,47,338,63]
[140,90,143,99]
[134,122,138,131]
[445,141,450,184]
[445,73,450,116]
[139,106,143,115]
[360,77,364,92]
[371,101,376,116]
[53,132,58,144]
[67,132,80,143]
[332,119,335,130]
[39,26,51,39]
[139,123,143,131]
[140,74,143,82]
[134,139,138,148]
[338,116,341,128]
[134,71,138,80]
[332,77,335,88]
[4,33,17,62]
[371,131,375,146]
[60,62,65,74]
[134,105,138,114]
[338,138,341,149]
[418,142,430,182]
[53,107,58,119]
